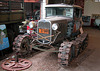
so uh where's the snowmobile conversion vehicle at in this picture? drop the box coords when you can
[13,4,88,66]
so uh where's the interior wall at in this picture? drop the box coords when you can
[84,0,100,16]
[24,3,40,16]
[48,0,71,4]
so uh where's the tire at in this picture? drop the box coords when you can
[99,24,100,30]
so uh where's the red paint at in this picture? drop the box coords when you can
[27,26,30,30]
[73,24,76,32]
[27,26,33,30]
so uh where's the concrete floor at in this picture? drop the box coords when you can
[0,27,100,71]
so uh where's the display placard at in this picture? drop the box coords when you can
[0,25,9,50]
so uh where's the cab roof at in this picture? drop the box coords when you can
[45,4,82,8]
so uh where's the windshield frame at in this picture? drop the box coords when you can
[46,7,74,18]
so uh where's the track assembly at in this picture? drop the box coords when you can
[13,35,32,55]
[58,42,73,66]
[58,33,88,66]
[1,58,32,71]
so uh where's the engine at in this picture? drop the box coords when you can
[37,17,73,44]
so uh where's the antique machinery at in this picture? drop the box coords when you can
[13,4,88,66]
[1,56,32,71]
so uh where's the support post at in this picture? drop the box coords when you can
[40,0,46,19]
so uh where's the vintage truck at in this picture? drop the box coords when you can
[0,0,25,51]
[13,4,88,66]
[94,18,100,29]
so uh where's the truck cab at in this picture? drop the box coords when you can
[37,4,83,44]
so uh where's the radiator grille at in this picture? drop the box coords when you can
[37,19,52,44]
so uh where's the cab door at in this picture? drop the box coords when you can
[73,7,82,32]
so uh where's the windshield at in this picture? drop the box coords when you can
[46,7,73,18]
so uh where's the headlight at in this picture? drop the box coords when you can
[52,23,58,30]
[29,21,33,28]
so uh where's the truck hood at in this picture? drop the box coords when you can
[45,16,72,22]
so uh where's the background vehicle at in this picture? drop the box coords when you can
[13,4,88,66]
[94,18,100,29]
[0,0,25,54]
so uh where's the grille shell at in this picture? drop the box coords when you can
[37,19,52,44]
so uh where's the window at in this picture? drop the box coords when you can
[74,8,82,18]
[95,0,100,2]
[46,7,73,18]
